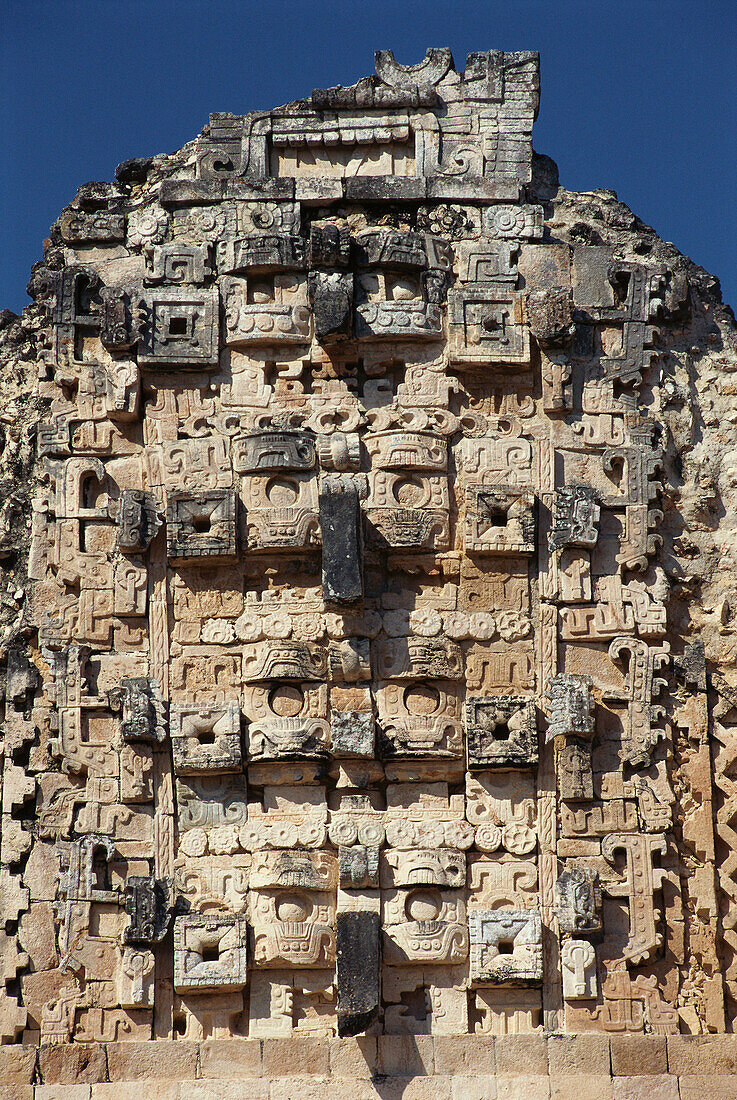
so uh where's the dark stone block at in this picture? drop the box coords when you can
[115,157,154,184]
[344,177,427,202]
[226,178,296,200]
[319,477,363,603]
[112,677,166,743]
[308,223,351,269]
[675,639,706,692]
[124,875,173,944]
[426,176,519,202]
[158,179,225,206]
[336,911,380,1036]
[309,272,353,341]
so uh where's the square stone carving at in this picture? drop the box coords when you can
[465,697,538,767]
[365,470,450,551]
[170,702,242,774]
[469,909,543,984]
[464,487,535,555]
[243,681,330,761]
[137,287,219,366]
[166,490,237,562]
[448,288,529,364]
[173,912,248,992]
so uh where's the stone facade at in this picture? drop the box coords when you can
[1,45,737,1091]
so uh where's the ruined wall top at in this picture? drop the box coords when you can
[185,48,539,197]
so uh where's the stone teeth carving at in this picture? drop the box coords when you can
[355,299,443,342]
[242,641,327,681]
[468,853,538,910]
[174,855,250,912]
[173,913,248,992]
[248,970,335,1038]
[381,849,466,889]
[216,234,306,275]
[365,431,447,472]
[469,909,543,984]
[548,486,600,552]
[250,850,338,891]
[233,430,316,473]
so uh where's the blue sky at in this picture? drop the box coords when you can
[2,0,735,313]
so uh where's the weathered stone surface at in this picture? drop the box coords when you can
[2,40,737,1091]
[320,476,363,603]
[336,911,380,1036]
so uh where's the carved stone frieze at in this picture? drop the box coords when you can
[10,43,727,1054]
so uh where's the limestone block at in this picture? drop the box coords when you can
[469,910,543,984]
[173,913,248,993]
